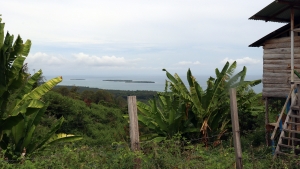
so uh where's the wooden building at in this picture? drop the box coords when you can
[250,23,300,98]
[249,0,300,157]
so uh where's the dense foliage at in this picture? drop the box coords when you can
[137,62,263,145]
[42,91,128,145]
[0,17,82,162]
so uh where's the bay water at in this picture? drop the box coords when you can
[45,75,262,93]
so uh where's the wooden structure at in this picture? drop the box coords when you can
[249,0,300,157]
[230,89,243,169]
[250,24,300,98]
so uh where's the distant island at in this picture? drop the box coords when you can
[103,80,155,83]
[70,79,86,80]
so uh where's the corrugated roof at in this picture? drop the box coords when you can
[249,0,300,23]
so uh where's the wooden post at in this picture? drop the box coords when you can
[265,97,270,146]
[127,96,140,168]
[291,7,295,86]
[230,88,243,169]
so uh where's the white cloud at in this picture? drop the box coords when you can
[27,52,64,65]
[221,57,261,65]
[177,61,200,65]
[72,53,127,66]
[27,52,135,68]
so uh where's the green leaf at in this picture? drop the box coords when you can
[0,113,24,131]
[10,76,62,115]
[46,133,82,145]
[151,137,166,143]
[0,21,4,48]
[27,117,64,154]
[22,125,36,148]
[22,40,31,56]
[11,119,25,145]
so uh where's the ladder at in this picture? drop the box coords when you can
[274,84,300,157]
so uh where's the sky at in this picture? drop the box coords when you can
[1,0,286,77]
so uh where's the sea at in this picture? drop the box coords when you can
[45,75,263,93]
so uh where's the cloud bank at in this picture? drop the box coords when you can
[177,61,200,65]
[221,57,261,65]
[27,52,131,68]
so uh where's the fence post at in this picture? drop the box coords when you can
[127,96,140,168]
[229,88,243,169]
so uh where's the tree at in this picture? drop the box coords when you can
[0,17,82,161]
[138,61,262,143]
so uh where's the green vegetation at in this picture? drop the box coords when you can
[137,62,262,144]
[0,16,296,168]
[0,18,81,162]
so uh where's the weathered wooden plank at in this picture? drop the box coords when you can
[263,41,300,49]
[264,54,290,60]
[264,48,300,54]
[262,71,300,82]
[265,36,300,44]
[262,91,289,98]
[263,88,290,92]
[264,69,300,74]
[263,83,290,88]
[264,65,289,70]
[263,77,289,84]
[263,69,291,73]
[264,64,300,70]
[263,72,288,77]
[264,59,300,64]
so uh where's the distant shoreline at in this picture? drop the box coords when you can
[103,80,155,83]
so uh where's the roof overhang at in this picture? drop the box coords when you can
[249,23,290,47]
[249,0,300,23]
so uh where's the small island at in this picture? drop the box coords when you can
[125,81,155,83]
[103,80,155,83]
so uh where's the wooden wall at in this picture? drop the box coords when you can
[263,36,300,98]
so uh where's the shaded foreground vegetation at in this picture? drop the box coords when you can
[0,137,299,168]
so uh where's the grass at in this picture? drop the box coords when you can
[0,138,297,169]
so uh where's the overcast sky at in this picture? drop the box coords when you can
[2,0,284,77]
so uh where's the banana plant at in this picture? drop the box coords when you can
[162,61,262,136]
[1,72,82,160]
[0,17,32,139]
[0,17,82,161]
[137,92,198,141]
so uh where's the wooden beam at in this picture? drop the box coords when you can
[128,96,140,151]
[127,96,141,169]
[263,41,300,49]
[229,89,243,169]
[291,7,295,84]
[264,48,300,54]
[264,59,300,64]
[263,88,290,92]
[265,98,270,146]
[262,91,290,98]
[271,85,295,140]
[265,36,300,44]
[263,83,290,88]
